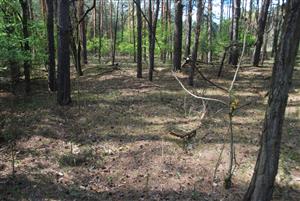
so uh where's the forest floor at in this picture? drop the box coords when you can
[0,57,300,201]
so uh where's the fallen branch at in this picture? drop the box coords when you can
[195,67,228,92]
[169,130,196,140]
[172,71,228,105]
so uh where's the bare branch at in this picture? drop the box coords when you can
[229,25,249,92]
[195,67,228,92]
[172,71,228,105]
[78,0,96,24]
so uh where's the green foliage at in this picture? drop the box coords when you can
[118,41,135,55]
[87,37,111,56]
[0,2,47,76]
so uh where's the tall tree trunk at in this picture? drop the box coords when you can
[168,0,172,60]
[148,0,160,81]
[110,0,114,60]
[271,1,281,58]
[173,0,183,71]
[160,0,165,61]
[98,0,103,62]
[20,0,31,94]
[40,0,46,20]
[112,0,119,66]
[136,0,142,78]
[143,0,147,62]
[93,3,96,39]
[207,0,213,63]
[92,2,97,55]
[189,0,203,86]
[163,0,169,63]
[132,2,137,62]
[243,1,300,200]
[184,0,193,58]
[57,0,71,105]
[252,0,271,66]
[229,0,241,66]
[220,0,224,31]
[249,0,253,24]
[79,0,88,64]
[46,0,56,91]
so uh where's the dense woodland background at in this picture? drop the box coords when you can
[0,0,300,201]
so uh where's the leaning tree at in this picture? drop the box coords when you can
[244,1,300,200]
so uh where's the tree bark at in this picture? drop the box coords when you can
[188,0,203,86]
[148,0,160,81]
[163,0,169,63]
[136,0,143,78]
[132,2,136,62]
[229,0,241,66]
[249,0,253,24]
[271,1,281,58]
[173,0,183,71]
[46,0,56,91]
[57,0,71,105]
[252,0,271,66]
[220,0,224,31]
[98,0,103,62]
[184,0,193,58]
[20,0,31,94]
[207,0,213,63]
[243,1,300,200]
[79,0,88,64]
[112,0,119,66]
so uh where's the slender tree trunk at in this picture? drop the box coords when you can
[132,2,137,62]
[173,0,183,71]
[110,0,114,60]
[252,0,271,66]
[148,0,160,81]
[220,0,224,31]
[271,1,280,57]
[163,0,169,63]
[46,0,56,91]
[249,0,253,24]
[143,0,147,62]
[40,0,46,20]
[112,0,119,66]
[160,0,165,61]
[98,0,103,62]
[244,1,300,200]
[79,0,88,64]
[229,0,241,66]
[207,0,213,63]
[255,0,260,24]
[136,0,142,78]
[57,0,71,105]
[189,0,203,86]
[93,3,96,39]
[20,0,31,93]
[168,0,172,60]
[184,0,193,58]
[92,2,97,55]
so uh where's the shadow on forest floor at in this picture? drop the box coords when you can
[0,59,299,200]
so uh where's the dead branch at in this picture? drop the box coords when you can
[194,67,228,92]
[172,71,228,105]
[169,130,196,140]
